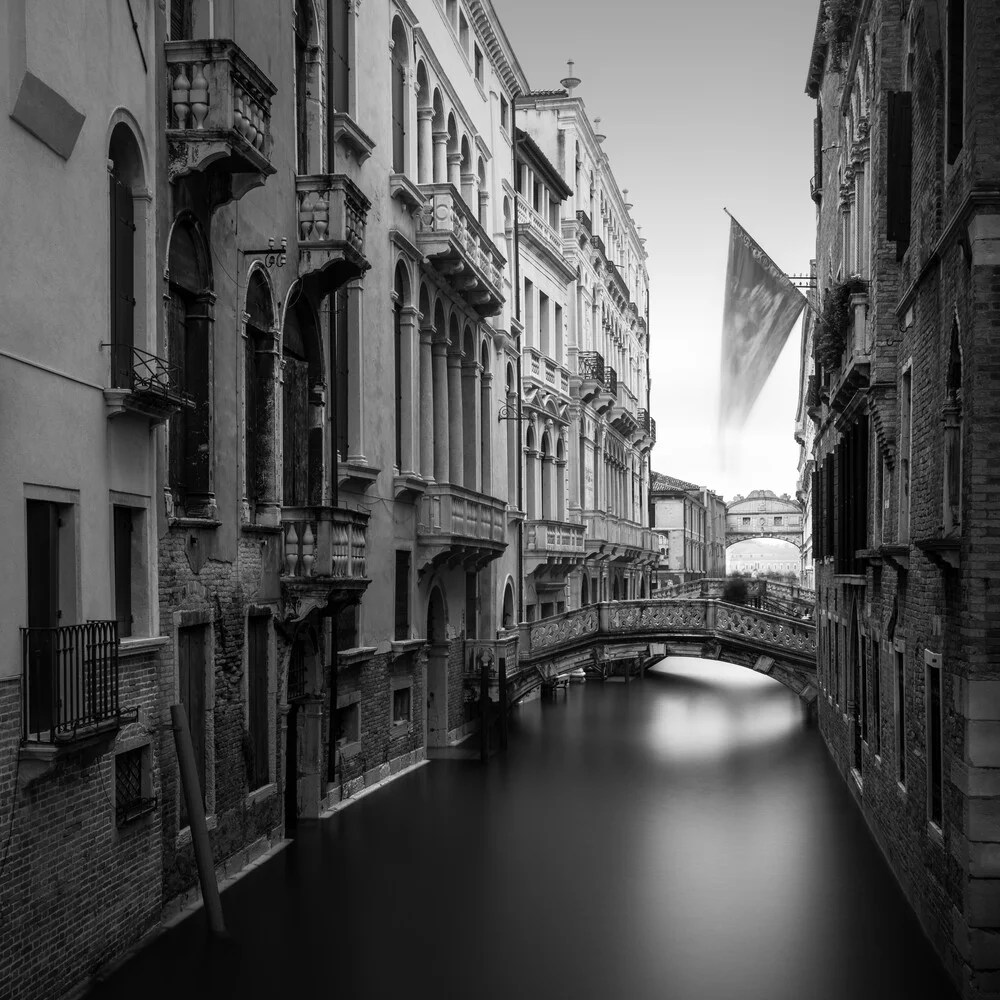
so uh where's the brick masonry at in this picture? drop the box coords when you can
[806,3,1000,998]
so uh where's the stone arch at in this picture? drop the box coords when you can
[390,15,410,174]
[244,267,278,520]
[502,578,515,629]
[294,0,321,174]
[282,287,323,507]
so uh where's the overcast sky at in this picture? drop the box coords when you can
[497,0,819,502]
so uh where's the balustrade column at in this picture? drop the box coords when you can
[398,305,420,477]
[433,130,448,183]
[447,348,464,486]
[417,107,434,185]
[463,359,481,492]
[432,339,450,481]
[447,152,462,189]
[419,326,435,481]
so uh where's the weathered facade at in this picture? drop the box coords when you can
[649,473,726,587]
[804,1,1000,996]
[0,2,167,996]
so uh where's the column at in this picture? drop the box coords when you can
[463,357,481,492]
[461,172,476,212]
[345,279,366,463]
[447,152,462,189]
[525,448,539,518]
[447,347,464,486]
[417,107,434,184]
[419,325,435,481]
[556,458,568,521]
[398,305,420,477]
[567,404,581,514]
[432,338,450,481]
[433,130,448,184]
[541,452,555,520]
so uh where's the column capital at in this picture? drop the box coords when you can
[432,339,450,356]
[433,130,450,143]
[400,305,422,322]
[418,106,435,121]
[447,151,463,165]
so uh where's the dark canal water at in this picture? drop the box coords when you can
[92,659,957,1000]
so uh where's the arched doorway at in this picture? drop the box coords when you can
[282,292,322,507]
[502,580,514,629]
[426,587,448,748]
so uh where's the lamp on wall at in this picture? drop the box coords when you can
[242,237,288,269]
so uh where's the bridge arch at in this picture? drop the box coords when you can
[726,536,802,580]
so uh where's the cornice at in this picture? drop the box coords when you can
[467,0,530,98]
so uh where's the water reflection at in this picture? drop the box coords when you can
[93,656,957,1000]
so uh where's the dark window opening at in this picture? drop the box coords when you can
[896,650,906,785]
[336,605,358,651]
[928,659,942,825]
[336,701,360,745]
[872,640,882,756]
[394,550,411,641]
[178,624,208,827]
[247,615,270,790]
[330,0,350,113]
[113,506,134,639]
[115,746,155,825]
[109,167,135,389]
[392,687,411,724]
[946,0,965,163]
[886,91,912,258]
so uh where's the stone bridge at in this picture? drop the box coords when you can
[469,598,818,710]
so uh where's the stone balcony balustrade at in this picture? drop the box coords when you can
[517,201,563,263]
[583,511,658,564]
[416,483,507,576]
[416,184,505,316]
[165,38,276,200]
[463,634,522,702]
[281,506,371,618]
[576,210,592,235]
[610,382,639,437]
[829,286,871,415]
[296,174,371,292]
[525,519,586,579]
[523,346,570,397]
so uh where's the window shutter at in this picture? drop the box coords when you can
[394,550,410,641]
[168,291,188,498]
[170,0,191,39]
[813,114,823,191]
[282,358,309,506]
[886,91,912,256]
[113,507,133,639]
[245,341,260,507]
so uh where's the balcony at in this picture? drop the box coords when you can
[416,184,505,316]
[296,174,371,292]
[463,634,522,701]
[165,38,276,200]
[583,511,658,564]
[650,416,657,447]
[576,351,614,410]
[416,483,507,576]
[525,519,586,579]
[637,407,651,445]
[517,201,572,276]
[21,622,126,746]
[281,506,371,618]
[829,288,871,415]
[104,345,194,423]
[591,234,607,258]
[576,210,592,235]
[523,346,570,398]
[610,383,639,436]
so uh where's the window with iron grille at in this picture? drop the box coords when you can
[115,745,155,826]
[392,686,411,726]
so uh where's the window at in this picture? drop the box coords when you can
[886,91,912,259]
[532,176,541,213]
[895,648,906,786]
[539,292,550,356]
[946,0,965,163]
[523,279,534,347]
[109,161,135,389]
[246,615,270,791]
[392,686,412,725]
[943,321,963,536]
[330,0,350,113]
[245,271,274,519]
[872,638,882,755]
[336,700,360,745]
[115,745,155,825]
[336,604,358,651]
[167,221,213,518]
[742,517,750,526]
[394,550,411,641]
[282,299,321,506]
[474,44,483,84]
[926,650,943,826]
[774,516,783,526]
[113,505,149,639]
[458,10,469,52]
[500,96,509,132]
[391,18,407,174]
[465,571,478,638]
[860,629,868,744]
[554,303,563,365]
[177,624,208,828]
[294,0,312,174]
[332,286,349,462]
[899,367,912,544]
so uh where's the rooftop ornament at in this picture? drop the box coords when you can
[560,60,581,94]
[593,118,606,144]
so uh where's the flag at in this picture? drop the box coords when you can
[719,216,806,430]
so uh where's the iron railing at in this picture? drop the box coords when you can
[577,351,605,384]
[109,343,193,406]
[21,621,121,743]
[606,366,618,398]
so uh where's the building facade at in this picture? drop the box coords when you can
[0,2,167,995]
[803,2,1000,996]
[648,473,725,588]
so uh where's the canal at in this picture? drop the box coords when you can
[91,658,957,1000]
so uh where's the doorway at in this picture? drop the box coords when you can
[426,587,448,748]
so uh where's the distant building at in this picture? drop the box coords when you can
[649,474,726,587]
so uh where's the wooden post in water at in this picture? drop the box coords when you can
[170,703,226,937]
[499,655,508,751]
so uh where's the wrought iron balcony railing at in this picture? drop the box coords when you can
[577,351,605,384]
[165,38,276,193]
[606,366,618,399]
[107,343,194,422]
[22,621,122,743]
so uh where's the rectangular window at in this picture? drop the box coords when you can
[247,615,270,791]
[113,506,134,638]
[178,624,208,827]
[540,602,555,619]
[474,44,483,83]
[895,648,906,785]
[394,550,410,641]
[926,650,943,826]
[860,631,869,743]
[872,639,882,755]
[330,0,351,113]
[539,292,550,356]
[554,303,563,365]
[458,10,469,52]
[336,604,358,651]
[500,96,509,132]
[115,744,155,825]
[532,177,541,212]
[886,91,913,258]
[392,686,411,725]
[774,516,783,526]
[333,287,349,462]
[523,279,534,346]
[742,516,750,526]
[834,625,840,708]
[337,700,360,745]
[899,367,912,543]
[946,0,965,163]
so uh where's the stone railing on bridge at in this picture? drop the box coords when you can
[525,598,815,665]
[658,578,815,608]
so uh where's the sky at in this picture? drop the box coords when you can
[496,0,820,502]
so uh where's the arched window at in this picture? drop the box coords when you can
[480,341,491,492]
[540,431,553,519]
[581,574,589,606]
[109,124,145,390]
[393,263,410,470]
[167,218,214,516]
[502,580,515,629]
[391,18,408,174]
[477,157,488,227]
[245,271,275,520]
[525,425,537,518]
[556,437,566,520]
[462,327,477,488]
[294,0,313,174]
[282,294,322,507]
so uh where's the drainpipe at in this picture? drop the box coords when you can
[512,102,524,624]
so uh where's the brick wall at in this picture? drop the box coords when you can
[0,646,162,1000]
